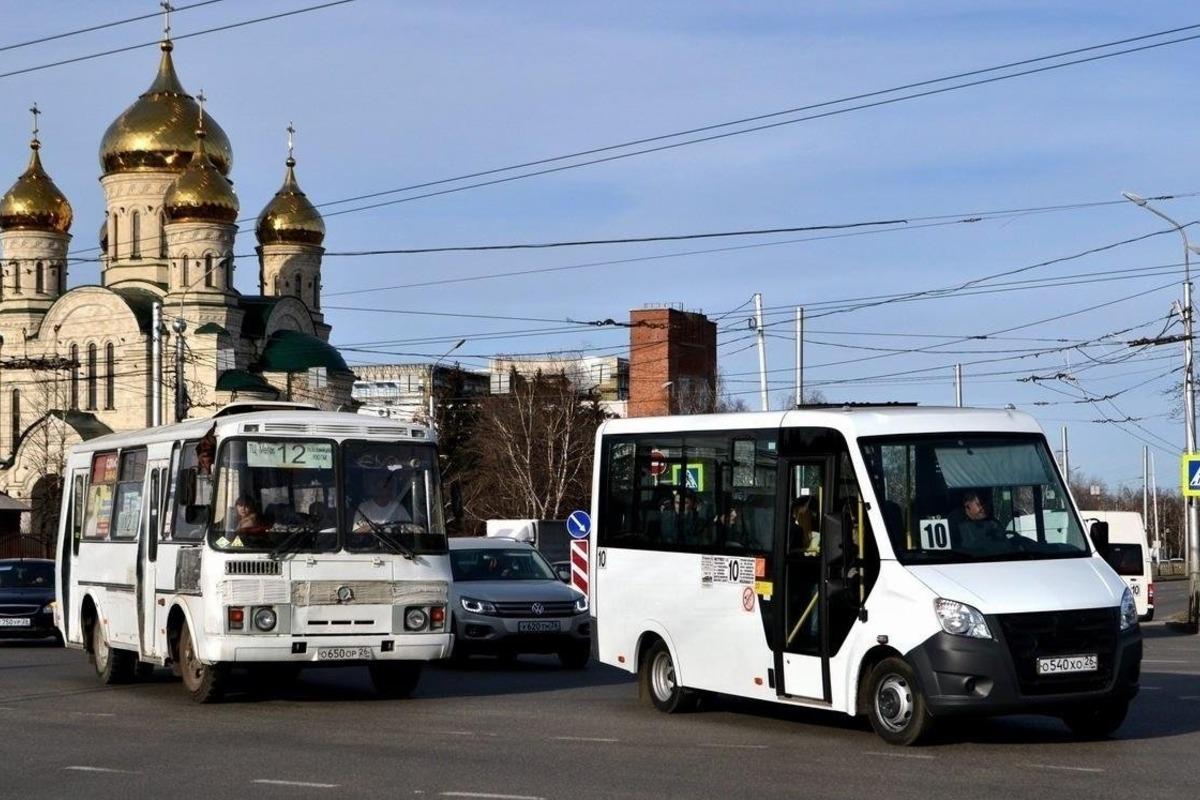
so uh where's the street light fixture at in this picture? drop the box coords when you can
[427,339,467,427]
[1122,190,1200,632]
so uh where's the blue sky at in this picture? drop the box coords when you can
[2,1,1199,489]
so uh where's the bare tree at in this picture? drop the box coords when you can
[1069,472,1185,559]
[463,371,605,522]
[17,371,71,556]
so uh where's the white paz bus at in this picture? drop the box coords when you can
[591,406,1142,745]
[55,403,453,702]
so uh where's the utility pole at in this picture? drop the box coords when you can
[172,317,187,422]
[151,302,163,427]
[955,364,963,408]
[754,293,768,411]
[1151,451,1161,556]
[1143,446,1150,530]
[795,306,804,406]
[1122,191,1200,631]
[1061,426,1069,487]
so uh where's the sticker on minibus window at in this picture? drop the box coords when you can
[247,442,333,470]
[918,518,952,550]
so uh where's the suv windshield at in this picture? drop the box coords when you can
[343,440,447,555]
[450,548,557,581]
[0,562,54,588]
[860,434,1090,565]
[209,438,338,552]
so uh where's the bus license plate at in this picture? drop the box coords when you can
[0,618,31,627]
[1036,654,1097,675]
[317,646,373,661]
[517,621,560,633]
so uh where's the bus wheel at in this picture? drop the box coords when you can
[369,662,422,699]
[640,640,697,713]
[866,657,933,746]
[1062,699,1129,740]
[178,624,226,703]
[91,620,134,685]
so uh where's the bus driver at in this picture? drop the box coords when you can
[353,471,411,532]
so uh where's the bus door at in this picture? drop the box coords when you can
[137,461,167,659]
[58,469,87,644]
[773,459,830,701]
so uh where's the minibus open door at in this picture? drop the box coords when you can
[137,462,167,659]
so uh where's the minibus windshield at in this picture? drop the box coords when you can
[342,440,447,555]
[860,434,1090,564]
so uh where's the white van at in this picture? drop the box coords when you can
[1081,510,1154,621]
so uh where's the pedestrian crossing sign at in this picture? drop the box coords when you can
[1182,454,1200,497]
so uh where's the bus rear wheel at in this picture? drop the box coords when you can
[866,657,934,746]
[640,640,697,713]
[178,624,226,703]
[91,620,134,685]
[369,662,422,699]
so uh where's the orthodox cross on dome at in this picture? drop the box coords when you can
[195,89,206,135]
[161,1,174,41]
[287,121,296,162]
[29,102,40,144]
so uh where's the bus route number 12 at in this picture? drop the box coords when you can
[919,519,951,551]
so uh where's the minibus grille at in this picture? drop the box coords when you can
[996,607,1119,695]
[225,560,281,576]
[491,600,577,618]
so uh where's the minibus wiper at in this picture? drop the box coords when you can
[356,517,416,560]
[270,525,321,559]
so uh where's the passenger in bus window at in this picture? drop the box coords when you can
[790,496,819,555]
[234,495,268,537]
[954,489,1006,551]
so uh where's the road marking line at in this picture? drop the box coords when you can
[253,779,340,788]
[435,731,498,737]
[699,743,769,750]
[550,735,618,743]
[440,794,544,800]
[865,751,935,760]
[1023,764,1104,774]
[1143,659,1188,663]
[64,766,140,775]
[71,711,115,717]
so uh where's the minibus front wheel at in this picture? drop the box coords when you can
[178,624,227,703]
[865,657,934,746]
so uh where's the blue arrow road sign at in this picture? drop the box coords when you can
[567,510,592,539]
[1183,454,1200,498]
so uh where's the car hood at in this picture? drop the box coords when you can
[906,556,1124,615]
[0,587,54,605]
[451,579,581,602]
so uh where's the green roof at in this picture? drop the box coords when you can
[194,322,230,336]
[257,330,350,375]
[216,369,279,394]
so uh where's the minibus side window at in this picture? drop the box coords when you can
[111,449,147,540]
[827,451,879,656]
[169,442,211,542]
[70,472,86,555]
[82,451,118,540]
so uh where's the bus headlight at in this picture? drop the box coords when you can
[934,598,991,639]
[252,607,278,632]
[573,594,589,614]
[1119,587,1138,631]
[460,597,496,615]
[404,607,429,631]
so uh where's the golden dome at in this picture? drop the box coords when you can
[0,139,73,233]
[256,156,325,246]
[163,130,239,224]
[99,41,232,176]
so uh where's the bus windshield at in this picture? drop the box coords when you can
[209,438,339,552]
[342,440,447,555]
[860,434,1090,565]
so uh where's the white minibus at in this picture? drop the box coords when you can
[55,403,453,702]
[591,407,1141,745]
[1081,510,1155,621]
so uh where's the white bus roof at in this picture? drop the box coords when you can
[72,409,436,453]
[598,406,1044,439]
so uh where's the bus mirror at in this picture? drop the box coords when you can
[1089,520,1110,557]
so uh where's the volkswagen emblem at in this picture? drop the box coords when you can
[337,585,354,603]
[531,602,545,616]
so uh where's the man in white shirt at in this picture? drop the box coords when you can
[353,471,411,532]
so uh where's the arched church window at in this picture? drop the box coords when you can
[295,277,302,299]
[182,257,189,287]
[87,343,98,410]
[10,389,19,451]
[205,254,214,288]
[159,211,167,258]
[112,215,119,260]
[69,345,79,410]
[224,258,233,289]
[13,260,21,294]
[58,262,66,294]
[314,276,320,310]
[273,274,279,294]
[130,211,141,259]
[35,261,44,294]
[105,343,116,410]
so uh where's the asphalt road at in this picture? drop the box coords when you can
[1,581,1195,800]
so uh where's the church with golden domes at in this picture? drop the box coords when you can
[0,31,353,547]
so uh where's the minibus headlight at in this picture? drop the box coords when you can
[252,607,278,632]
[404,607,429,631]
[460,597,496,615]
[1119,587,1138,631]
[573,594,589,614]
[934,598,991,639]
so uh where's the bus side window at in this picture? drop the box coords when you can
[170,442,210,542]
[71,472,86,556]
[83,451,119,540]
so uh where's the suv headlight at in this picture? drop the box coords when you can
[460,597,496,615]
[934,598,991,639]
[573,593,589,614]
[42,601,55,615]
[1119,587,1138,631]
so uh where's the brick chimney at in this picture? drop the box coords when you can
[628,306,717,416]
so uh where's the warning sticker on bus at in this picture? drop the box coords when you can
[701,555,755,586]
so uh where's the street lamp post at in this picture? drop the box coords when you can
[1123,191,1200,631]
[427,339,466,428]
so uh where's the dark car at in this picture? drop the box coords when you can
[449,538,591,668]
[0,558,59,643]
